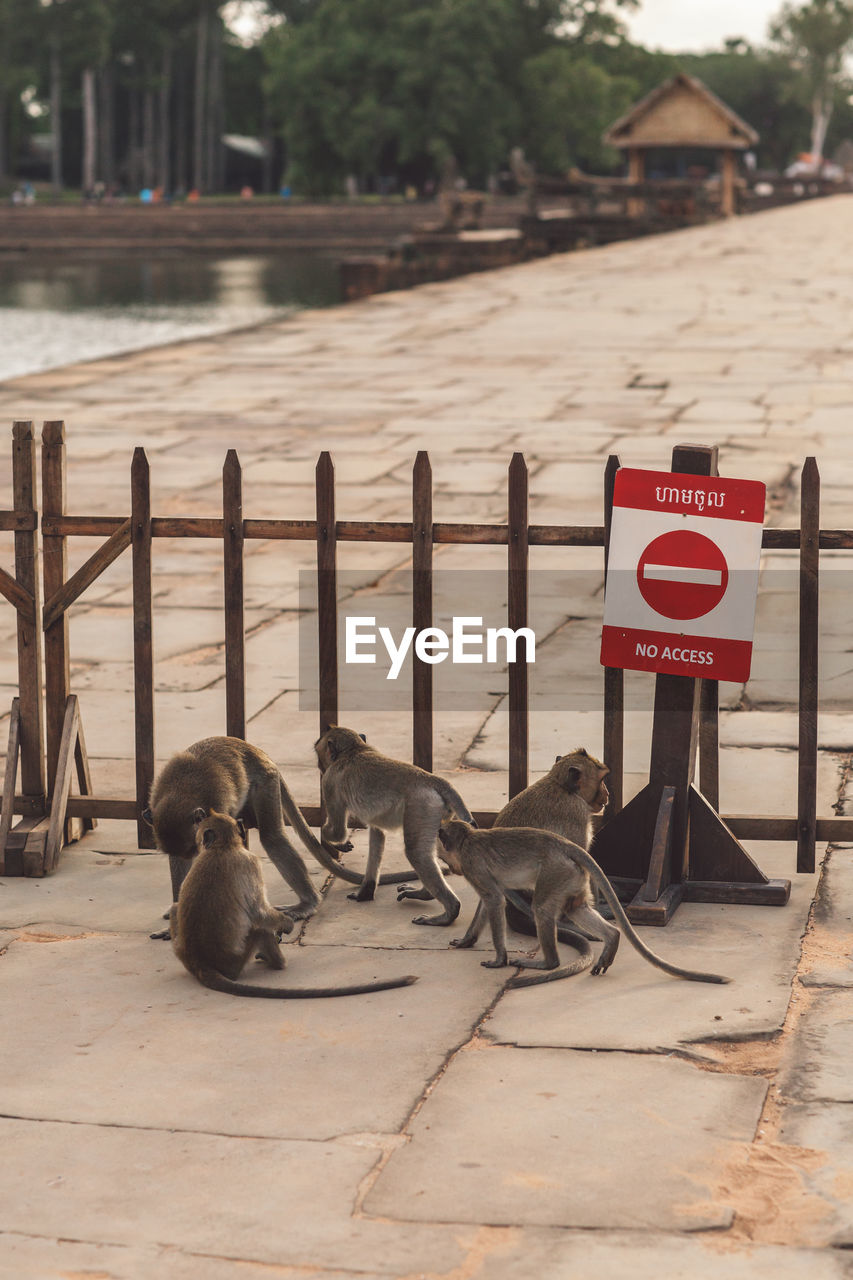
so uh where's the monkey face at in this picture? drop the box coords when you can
[591,774,609,814]
[551,749,609,811]
[437,819,468,872]
[150,814,198,860]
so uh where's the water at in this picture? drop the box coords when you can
[0,253,342,382]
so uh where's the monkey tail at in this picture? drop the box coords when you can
[569,847,732,985]
[277,778,413,886]
[435,778,474,824]
[506,945,595,989]
[198,970,418,998]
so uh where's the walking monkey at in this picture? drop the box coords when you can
[170,809,417,998]
[315,726,473,925]
[438,819,730,989]
[145,736,414,935]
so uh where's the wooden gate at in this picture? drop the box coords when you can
[0,421,840,923]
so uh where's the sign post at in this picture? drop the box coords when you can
[593,444,790,925]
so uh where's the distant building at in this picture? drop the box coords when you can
[603,73,759,216]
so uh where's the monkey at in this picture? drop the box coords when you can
[493,748,611,952]
[169,808,418,999]
[495,748,609,843]
[437,819,731,989]
[314,725,473,926]
[144,736,415,937]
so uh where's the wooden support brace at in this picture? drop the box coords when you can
[0,698,21,873]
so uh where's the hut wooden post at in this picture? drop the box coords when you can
[721,149,736,215]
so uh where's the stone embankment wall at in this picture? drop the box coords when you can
[0,198,534,255]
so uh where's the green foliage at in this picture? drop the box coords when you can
[680,46,808,170]
[521,47,635,172]
[6,0,853,195]
[263,0,649,194]
[771,0,853,154]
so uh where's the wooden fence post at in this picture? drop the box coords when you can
[41,422,73,835]
[603,453,623,814]
[798,457,820,873]
[508,453,529,798]
[12,420,45,803]
[316,452,338,735]
[223,449,245,740]
[412,452,433,771]
[132,448,155,848]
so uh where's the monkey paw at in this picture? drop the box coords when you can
[450,937,475,949]
[277,903,317,921]
[149,928,171,941]
[397,885,433,902]
[412,912,457,926]
[347,886,375,902]
[590,961,611,975]
[480,957,508,969]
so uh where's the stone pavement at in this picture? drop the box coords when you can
[2,197,853,1277]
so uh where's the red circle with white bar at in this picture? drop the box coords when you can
[636,530,729,620]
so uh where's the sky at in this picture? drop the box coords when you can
[624,0,782,53]
[222,0,787,54]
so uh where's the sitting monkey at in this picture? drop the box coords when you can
[495,748,609,843]
[315,725,473,925]
[494,748,610,951]
[145,735,413,936]
[438,819,730,988]
[170,809,417,998]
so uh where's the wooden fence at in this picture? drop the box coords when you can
[0,421,842,923]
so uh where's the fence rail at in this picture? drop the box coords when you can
[0,422,841,922]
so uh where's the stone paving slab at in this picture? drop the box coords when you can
[0,929,501,1141]
[779,989,853,1103]
[365,1044,766,1230]
[0,1236,360,1280]
[3,1228,853,1280]
[484,848,816,1052]
[777,1104,853,1247]
[800,851,853,988]
[0,1116,469,1275]
[0,837,327,934]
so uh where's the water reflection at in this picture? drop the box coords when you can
[0,252,341,381]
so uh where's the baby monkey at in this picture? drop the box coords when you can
[170,809,417,999]
[438,819,730,989]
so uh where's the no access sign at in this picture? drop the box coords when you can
[600,468,766,682]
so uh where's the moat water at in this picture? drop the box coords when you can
[0,252,342,382]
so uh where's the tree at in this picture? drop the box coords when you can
[0,0,37,183]
[39,0,112,191]
[771,0,853,159]
[520,47,635,172]
[262,0,644,193]
[681,44,807,172]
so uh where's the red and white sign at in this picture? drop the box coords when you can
[600,468,766,682]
